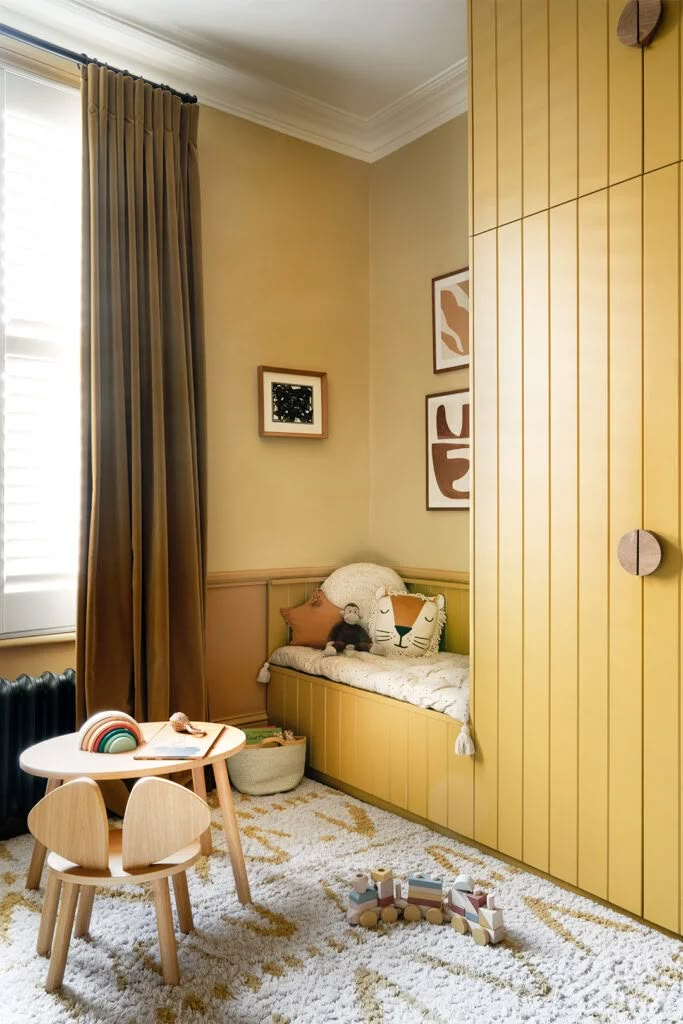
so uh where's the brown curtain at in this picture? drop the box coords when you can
[77,64,207,725]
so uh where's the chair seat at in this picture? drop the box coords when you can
[47,828,202,886]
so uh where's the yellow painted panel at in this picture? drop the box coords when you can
[471,0,498,233]
[447,721,474,838]
[549,0,578,206]
[287,583,306,610]
[326,688,341,781]
[311,680,326,772]
[472,229,499,848]
[643,0,680,173]
[374,706,390,804]
[577,0,608,195]
[388,702,409,810]
[522,0,549,216]
[496,0,523,225]
[522,211,550,872]
[496,219,524,861]
[297,676,312,766]
[549,200,578,885]
[427,718,449,828]
[608,175,643,916]
[642,165,680,932]
[407,713,428,818]
[339,688,356,787]
[577,189,609,899]
[608,0,642,184]
[356,695,375,798]
[283,674,298,733]
[267,670,285,727]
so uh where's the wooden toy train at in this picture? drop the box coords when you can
[347,869,505,946]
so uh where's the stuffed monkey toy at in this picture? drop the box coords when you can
[322,603,384,657]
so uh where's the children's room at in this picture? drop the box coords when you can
[1,1,682,1021]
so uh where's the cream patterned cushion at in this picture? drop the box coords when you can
[321,563,406,628]
[369,588,446,657]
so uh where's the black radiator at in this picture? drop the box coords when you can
[0,670,76,839]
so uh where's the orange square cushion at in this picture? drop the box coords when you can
[281,589,342,648]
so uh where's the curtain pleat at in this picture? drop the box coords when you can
[77,64,207,724]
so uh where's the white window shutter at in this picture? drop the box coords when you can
[0,67,81,637]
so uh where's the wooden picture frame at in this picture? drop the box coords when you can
[258,366,328,439]
[432,267,469,372]
[426,388,470,510]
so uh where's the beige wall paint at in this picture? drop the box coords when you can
[368,117,469,571]
[200,106,372,572]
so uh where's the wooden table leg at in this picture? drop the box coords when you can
[191,766,212,855]
[26,778,62,890]
[213,759,251,905]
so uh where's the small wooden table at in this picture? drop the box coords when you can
[20,722,251,904]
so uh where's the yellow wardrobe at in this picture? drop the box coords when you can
[469,0,683,936]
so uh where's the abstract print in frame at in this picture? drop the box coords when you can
[426,389,470,510]
[432,267,469,372]
[258,366,328,438]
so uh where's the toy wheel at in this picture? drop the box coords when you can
[425,908,443,925]
[451,915,468,934]
[359,910,378,929]
[403,905,421,923]
[472,926,490,946]
[381,906,398,924]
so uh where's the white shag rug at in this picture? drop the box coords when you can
[1,778,682,1024]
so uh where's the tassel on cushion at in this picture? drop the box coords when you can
[257,662,271,684]
[455,718,475,757]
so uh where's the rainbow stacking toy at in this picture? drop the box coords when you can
[77,711,142,754]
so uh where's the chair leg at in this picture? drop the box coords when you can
[74,886,96,938]
[36,870,61,956]
[191,766,212,855]
[45,882,79,993]
[171,872,194,934]
[152,878,179,985]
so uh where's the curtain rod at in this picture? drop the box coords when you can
[0,22,198,103]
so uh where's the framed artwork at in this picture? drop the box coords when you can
[426,389,470,510]
[432,267,469,372]
[258,366,328,438]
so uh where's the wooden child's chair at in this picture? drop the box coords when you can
[27,775,211,991]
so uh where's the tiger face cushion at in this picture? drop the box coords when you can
[369,588,445,657]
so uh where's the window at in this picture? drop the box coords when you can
[0,66,81,637]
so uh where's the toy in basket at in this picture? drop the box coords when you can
[346,869,505,945]
[227,727,306,795]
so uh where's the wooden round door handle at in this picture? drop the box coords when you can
[617,530,662,576]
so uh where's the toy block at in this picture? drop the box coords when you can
[478,907,504,931]
[371,868,393,883]
[486,894,496,910]
[471,926,490,946]
[377,879,395,902]
[408,896,443,909]
[352,873,369,894]
[466,892,487,911]
[349,889,378,906]
[487,925,506,944]
[454,874,474,892]
[465,910,479,924]
[409,887,443,903]
[409,875,442,892]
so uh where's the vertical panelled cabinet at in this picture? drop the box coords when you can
[470,0,683,935]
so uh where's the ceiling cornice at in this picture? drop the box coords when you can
[0,0,468,162]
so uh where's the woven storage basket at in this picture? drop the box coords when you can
[228,736,306,796]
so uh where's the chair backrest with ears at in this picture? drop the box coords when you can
[121,777,212,870]
[27,777,109,870]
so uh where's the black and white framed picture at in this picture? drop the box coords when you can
[258,366,328,438]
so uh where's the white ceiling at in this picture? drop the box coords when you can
[0,0,468,160]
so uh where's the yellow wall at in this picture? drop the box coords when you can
[470,0,683,936]
[200,106,372,572]
[368,118,469,571]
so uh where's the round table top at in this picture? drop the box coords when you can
[20,722,246,781]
